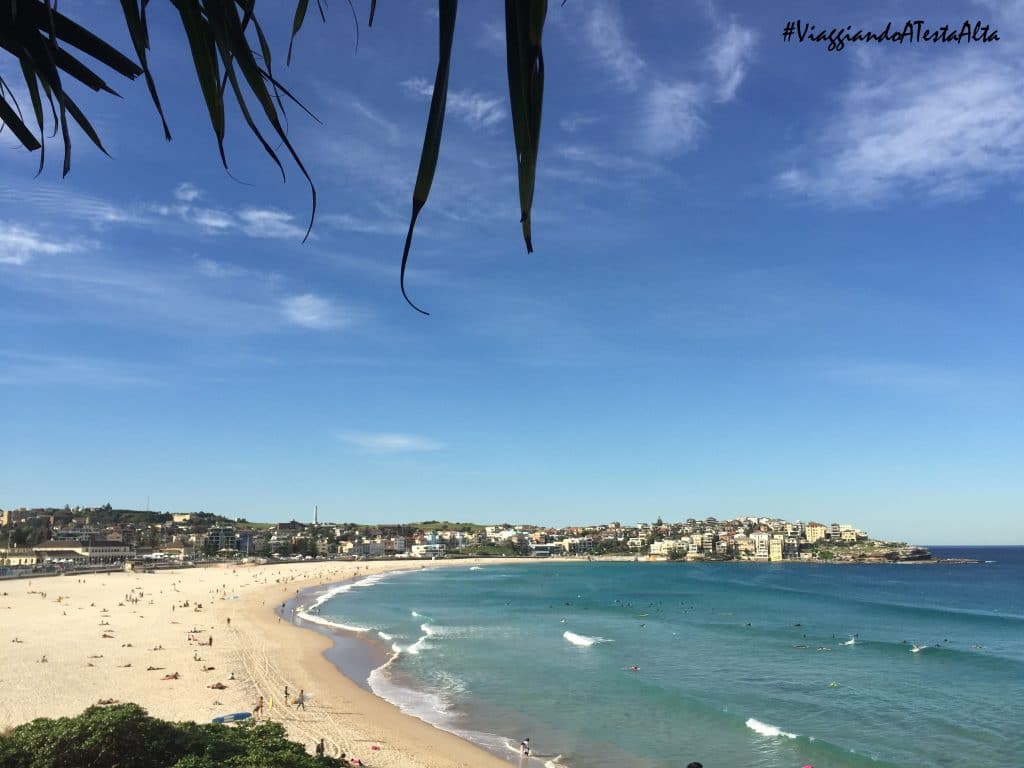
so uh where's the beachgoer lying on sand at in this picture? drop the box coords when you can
[162,672,180,680]
[207,682,227,690]
[96,698,119,705]
[146,666,165,671]
[119,663,131,668]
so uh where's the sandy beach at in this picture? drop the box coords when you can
[0,559,517,768]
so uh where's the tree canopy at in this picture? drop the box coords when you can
[0,703,344,768]
[0,0,550,313]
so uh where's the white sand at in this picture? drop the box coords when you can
[0,560,517,767]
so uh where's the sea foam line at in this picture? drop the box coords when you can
[562,631,612,647]
[745,717,798,739]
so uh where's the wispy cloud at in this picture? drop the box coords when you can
[237,208,307,239]
[708,20,757,103]
[322,212,408,236]
[0,350,154,387]
[0,183,150,227]
[196,258,243,278]
[401,78,505,129]
[0,223,81,265]
[642,82,705,155]
[555,144,659,174]
[191,208,235,232]
[778,54,1024,204]
[174,182,201,202]
[583,1,646,90]
[559,114,599,133]
[337,431,444,453]
[572,2,754,157]
[280,293,348,330]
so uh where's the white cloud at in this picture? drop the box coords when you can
[196,258,241,278]
[642,82,704,155]
[0,185,148,227]
[0,223,80,265]
[191,208,235,231]
[778,55,1024,204]
[556,144,659,173]
[559,114,599,133]
[322,212,407,235]
[237,208,307,239]
[337,431,444,453]
[281,293,346,330]
[583,1,646,90]
[174,182,201,202]
[401,78,504,129]
[708,20,756,102]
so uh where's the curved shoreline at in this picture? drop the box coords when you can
[285,566,548,766]
[241,558,521,768]
[1,558,526,768]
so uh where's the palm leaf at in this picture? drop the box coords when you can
[120,0,172,140]
[400,0,458,316]
[505,0,547,253]
[0,89,42,150]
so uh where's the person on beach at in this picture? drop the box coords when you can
[253,696,264,717]
[520,738,530,756]
[315,739,325,757]
[295,689,306,710]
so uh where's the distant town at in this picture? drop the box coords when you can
[0,504,937,573]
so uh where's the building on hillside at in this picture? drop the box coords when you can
[751,532,770,561]
[410,543,446,558]
[805,523,828,543]
[769,535,784,562]
[783,536,801,559]
[561,536,593,554]
[649,539,686,557]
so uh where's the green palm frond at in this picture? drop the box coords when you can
[0,1,554,312]
[505,0,547,254]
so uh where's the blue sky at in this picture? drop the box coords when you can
[1,1,1021,544]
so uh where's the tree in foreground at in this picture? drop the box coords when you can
[0,703,344,768]
[0,0,549,314]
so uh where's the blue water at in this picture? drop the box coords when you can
[301,548,1024,768]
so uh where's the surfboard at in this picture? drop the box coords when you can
[212,712,252,723]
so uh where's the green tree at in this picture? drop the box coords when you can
[0,703,344,768]
[1,0,550,313]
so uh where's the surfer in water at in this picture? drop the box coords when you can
[628,665,640,672]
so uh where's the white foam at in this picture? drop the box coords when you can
[562,631,612,647]
[469,566,483,571]
[378,631,394,641]
[368,665,452,725]
[841,637,856,646]
[296,612,371,633]
[746,718,797,739]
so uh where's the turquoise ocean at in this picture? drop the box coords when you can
[298,547,1023,768]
